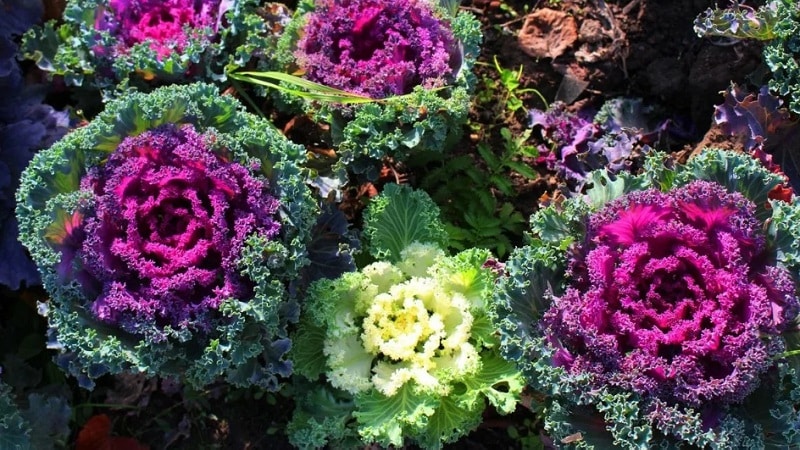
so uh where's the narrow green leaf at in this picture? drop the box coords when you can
[505,161,538,180]
[476,143,501,170]
[230,72,374,103]
[230,71,448,105]
[490,175,514,196]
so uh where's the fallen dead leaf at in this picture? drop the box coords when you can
[518,8,578,59]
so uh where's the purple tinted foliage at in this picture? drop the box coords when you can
[96,0,222,59]
[302,202,359,284]
[545,181,799,410]
[531,100,693,189]
[78,123,281,334]
[595,97,697,146]
[295,0,460,98]
[0,0,44,39]
[529,102,603,184]
[714,84,797,152]
[714,83,800,194]
[586,132,634,174]
[1,0,70,289]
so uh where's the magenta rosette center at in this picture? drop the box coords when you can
[295,0,460,98]
[545,181,799,407]
[97,0,221,59]
[80,123,280,334]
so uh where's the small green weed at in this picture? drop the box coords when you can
[413,125,539,257]
[476,127,538,196]
[477,56,547,120]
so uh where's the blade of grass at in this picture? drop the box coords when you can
[230,70,450,105]
[230,71,376,104]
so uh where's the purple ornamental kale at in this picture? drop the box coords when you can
[545,181,799,409]
[529,102,602,184]
[78,123,280,334]
[713,83,800,194]
[713,83,797,153]
[295,0,460,98]
[1,0,70,289]
[530,100,690,189]
[96,0,222,60]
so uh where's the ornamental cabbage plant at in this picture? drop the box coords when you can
[22,0,281,94]
[494,149,800,448]
[289,184,523,449]
[695,0,800,115]
[16,83,318,389]
[295,0,459,99]
[712,83,800,194]
[529,98,684,191]
[273,0,482,180]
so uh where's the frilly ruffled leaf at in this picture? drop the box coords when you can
[493,244,566,342]
[0,381,30,450]
[21,393,72,449]
[768,198,800,273]
[764,0,800,115]
[676,148,787,220]
[287,381,359,449]
[328,83,474,181]
[694,1,781,40]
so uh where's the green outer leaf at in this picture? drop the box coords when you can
[492,243,566,370]
[287,377,360,450]
[676,148,786,221]
[584,170,650,209]
[461,351,526,415]
[21,393,72,449]
[354,384,438,448]
[423,395,482,450]
[289,319,329,380]
[768,198,800,277]
[362,184,449,261]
